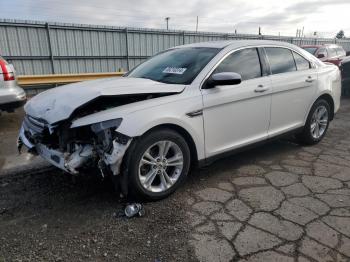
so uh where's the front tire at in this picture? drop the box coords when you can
[297,99,330,145]
[125,128,191,200]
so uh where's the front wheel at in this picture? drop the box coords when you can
[125,128,191,200]
[297,99,331,145]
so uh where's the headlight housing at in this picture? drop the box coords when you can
[91,118,122,133]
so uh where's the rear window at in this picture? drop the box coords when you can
[328,48,337,57]
[265,47,296,75]
[336,47,346,56]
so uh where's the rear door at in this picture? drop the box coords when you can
[265,47,318,137]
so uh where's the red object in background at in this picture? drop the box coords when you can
[301,44,347,67]
[0,59,15,81]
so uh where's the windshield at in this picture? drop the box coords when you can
[126,47,220,85]
[302,47,318,55]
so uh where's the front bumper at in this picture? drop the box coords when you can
[18,124,70,173]
[18,115,132,176]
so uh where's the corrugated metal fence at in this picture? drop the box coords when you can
[1,19,350,76]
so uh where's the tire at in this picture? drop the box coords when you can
[124,128,191,200]
[297,99,331,145]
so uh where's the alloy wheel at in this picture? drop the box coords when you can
[310,105,328,139]
[138,140,184,193]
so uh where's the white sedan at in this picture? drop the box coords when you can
[18,40,341,200]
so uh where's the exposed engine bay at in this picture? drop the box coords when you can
[18,93,172,177]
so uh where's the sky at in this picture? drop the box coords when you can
[1,0,349,38]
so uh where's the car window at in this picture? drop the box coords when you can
[293,52,310,71]
[126,47,220,85]
[328,47,337,58]
[214,48,262,81]
[336,47,346,56]
[317,48,328,58]
[302,47,318,55]
[265,47,296,74]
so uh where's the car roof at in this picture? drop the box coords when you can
[176,40,302,49]
[301,44,342,48]
[175,39,324,67]
[301,45,322,48]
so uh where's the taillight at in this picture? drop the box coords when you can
[0,59,15,81]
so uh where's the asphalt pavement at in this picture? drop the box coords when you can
[0,99,350,261]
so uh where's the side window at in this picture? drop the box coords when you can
[265,47,296,74]
[293,52,311,71]
[317,48,328,58]
[336,47,346,57]
[215,48,262,81]
[328,47,337,58]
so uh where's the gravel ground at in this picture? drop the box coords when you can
[1,98,350,262]
[0,170,195,262]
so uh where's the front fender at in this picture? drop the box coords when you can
[117,97,205,160]
[71,93,206,161]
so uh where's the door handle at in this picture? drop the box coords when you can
[254,85,269,93]
[305,76,314,83]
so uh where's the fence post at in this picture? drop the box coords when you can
[125,28,130,71]
[45,23,55,74]
[182,31,185,45]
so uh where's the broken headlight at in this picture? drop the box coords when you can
[91,118,122,133]
[91,118,123,153]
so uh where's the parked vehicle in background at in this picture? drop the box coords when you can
[301,44,347,67]
[341,56,350,95]
[0,56,26,113]
[302,45,350,95]
[18,40,341,200]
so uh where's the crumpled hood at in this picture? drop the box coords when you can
[24,77,185,124]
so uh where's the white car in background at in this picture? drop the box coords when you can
[0,56,26,113]
[18,40,341,200]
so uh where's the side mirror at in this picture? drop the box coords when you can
[317,53,325,59]
[204,72,242,89]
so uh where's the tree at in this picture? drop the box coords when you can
[336,30,345,39]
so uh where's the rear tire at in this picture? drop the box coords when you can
[296,99,330,145]
[125,128,191,200]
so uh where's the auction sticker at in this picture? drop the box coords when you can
[162,67,187,74]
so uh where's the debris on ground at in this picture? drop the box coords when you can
[114,203,145,219]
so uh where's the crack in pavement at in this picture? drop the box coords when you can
[188,99,350,262]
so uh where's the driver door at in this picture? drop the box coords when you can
[201,48,272,158]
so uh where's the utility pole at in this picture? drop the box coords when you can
[165,17,170,30]
[196,16,199,32]
[258,26,262,35]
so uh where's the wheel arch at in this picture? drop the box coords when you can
[142,123,199,165]
[317,93,335,120]
[305,92,335,124]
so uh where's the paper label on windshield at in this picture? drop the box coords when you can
[162,67,187,74]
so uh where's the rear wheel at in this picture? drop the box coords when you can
[297,99,330,145]
[125,128,191,200]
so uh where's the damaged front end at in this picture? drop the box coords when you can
[18,115,132,177]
